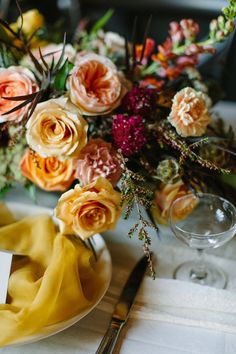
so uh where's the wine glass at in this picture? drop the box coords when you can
[169,193,236,289]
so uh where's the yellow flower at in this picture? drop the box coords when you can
[26,97,88,160]
[168,87,211,137]
[55,177,122,240]
[151,180,193,225]
[11,9,44,37]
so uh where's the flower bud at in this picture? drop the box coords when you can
[209,19,218,32]
[225,20,235,33]
[217,15,225,30]
[154,159,181,184]
[215,30,225,41]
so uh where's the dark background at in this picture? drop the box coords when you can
[2,0,236,101]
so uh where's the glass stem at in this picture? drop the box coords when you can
[190,249,207,281]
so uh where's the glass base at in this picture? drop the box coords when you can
[173,261,227,289]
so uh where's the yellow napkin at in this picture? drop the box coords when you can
[0,203,101,346]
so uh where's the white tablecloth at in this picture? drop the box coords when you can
[0,101,236,354]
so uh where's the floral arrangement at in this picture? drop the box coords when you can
[0,1,236,275]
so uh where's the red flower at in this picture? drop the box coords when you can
[112,114,147,156]
[136,38,155,64]
[140,77,165,91]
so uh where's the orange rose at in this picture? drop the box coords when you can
[67,53,129,115]
[151,180,193,225]
[0,66,38,123]
[55,177,121,240]
[168,87,211,137]
[20,150,75,191]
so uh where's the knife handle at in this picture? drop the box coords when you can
[95,321,123,354]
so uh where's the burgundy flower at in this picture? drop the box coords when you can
[112,114,147,157]
[121,86,157,117]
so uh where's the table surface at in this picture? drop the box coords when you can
[0,101,236,354]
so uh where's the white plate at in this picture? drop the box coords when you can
[4,202,112,347]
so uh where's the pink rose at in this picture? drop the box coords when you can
[0,66,37,123]
[75,138,122,186]
[67,53,129,115]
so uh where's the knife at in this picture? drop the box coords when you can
[95,255,149,354]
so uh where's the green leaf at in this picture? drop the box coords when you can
[90,9,114,35]
[141,62,160,76]
[0,44,17,68]
[53,59,74,91]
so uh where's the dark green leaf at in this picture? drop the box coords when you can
[27,48,44,74]
[138,15,152,64]
[2,96,33,116]
[90,9,114,34]
[0,44,18,68]
[53,33,67,72]
[38,47,49,70]
[2,92,39,101]
[53,59,74,91]
[27,92,43,119]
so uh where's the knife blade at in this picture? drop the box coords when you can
[95,255,149,354]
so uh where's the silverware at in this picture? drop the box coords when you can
[95,255,149,354]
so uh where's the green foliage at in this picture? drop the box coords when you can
[90,9,114,35]
[223,0,236,20]
[53,59,74,91]
[0,44,18,68]
[0,127,27,194]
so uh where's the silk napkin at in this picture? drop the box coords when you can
[0,203,100,346]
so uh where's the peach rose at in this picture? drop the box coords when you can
[151,180,193,225]
[26,97,88,160]
[75,138,122,186]
[67,53,129,115]
[55,177,121,240]
[168,87,211,137]
[0,66,38,123]
[20,150,75,191]
[21,43,76,69]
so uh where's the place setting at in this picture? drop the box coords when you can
[0,1,236,353]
